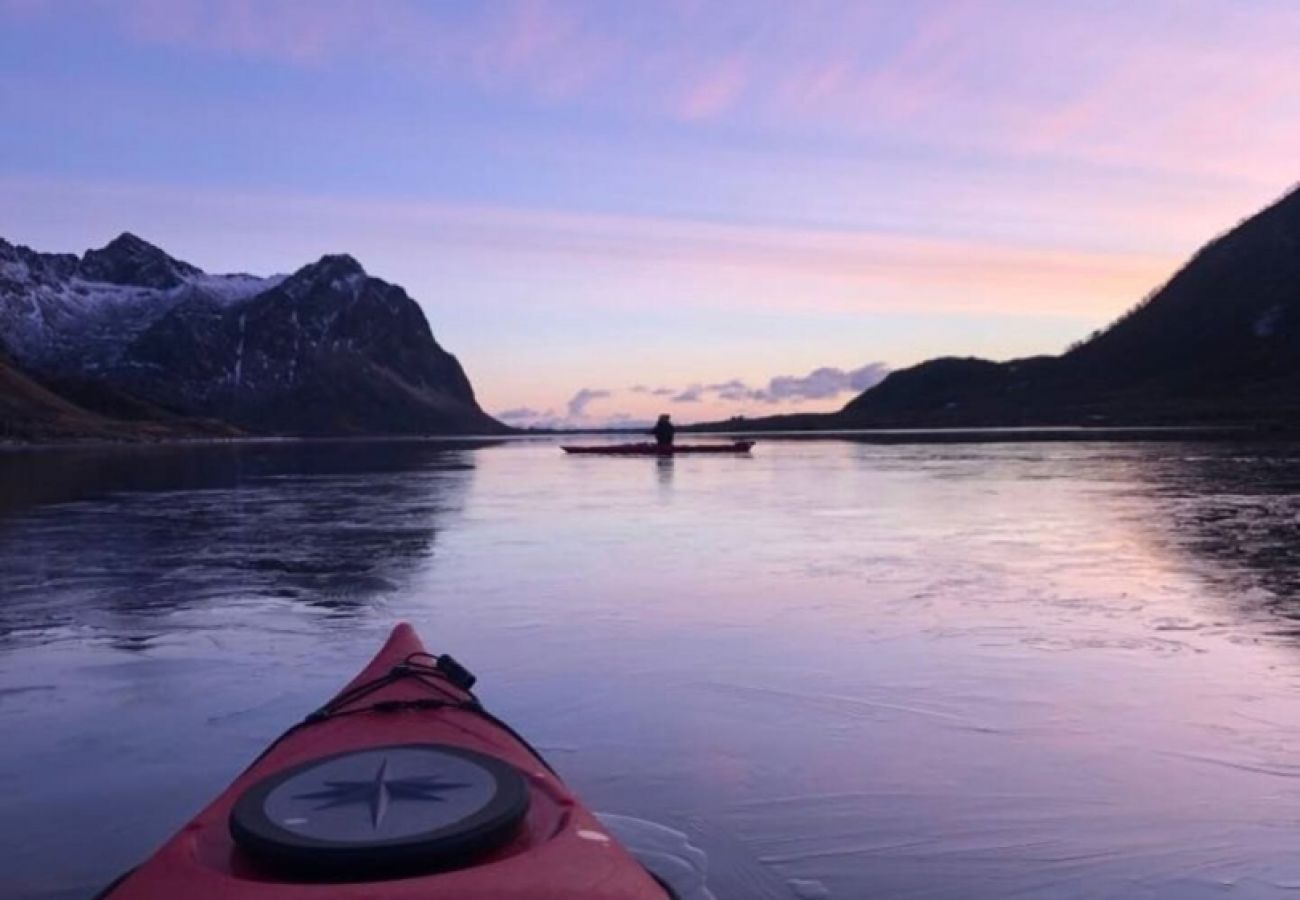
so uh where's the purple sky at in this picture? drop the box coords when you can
[2,0,1298,425]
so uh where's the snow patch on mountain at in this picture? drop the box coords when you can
[191,272,287,304]
[0,234,285,371]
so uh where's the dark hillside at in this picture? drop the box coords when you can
[838,185,1300,427]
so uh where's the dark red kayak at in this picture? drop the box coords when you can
[562,441,754,456]
[101,623,668,899]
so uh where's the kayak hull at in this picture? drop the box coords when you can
[106,624,666,899]
[563,441,754,456]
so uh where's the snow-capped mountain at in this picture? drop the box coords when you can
[0,233,281,372]
[0,233,502,436]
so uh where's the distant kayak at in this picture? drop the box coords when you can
[101,623,670,899]
[563,441,755,456]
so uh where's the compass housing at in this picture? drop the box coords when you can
[230,743,530,879]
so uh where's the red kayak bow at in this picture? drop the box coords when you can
[102,623,668,899]
[562,441,754,456]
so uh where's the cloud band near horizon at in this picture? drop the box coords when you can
[499,362,892,428]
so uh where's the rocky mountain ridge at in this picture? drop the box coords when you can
[0,234,502,438]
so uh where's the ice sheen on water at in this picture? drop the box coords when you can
[1,438,1300,899]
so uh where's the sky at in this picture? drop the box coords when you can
[2,0,1298,427]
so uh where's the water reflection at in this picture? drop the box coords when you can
[0,441,487,644]
[1122,443,1300,632]
[768,436,1300,642]
[657,456,674,498]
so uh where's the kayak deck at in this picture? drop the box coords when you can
[106,623,667,899]
[563,441,754,456]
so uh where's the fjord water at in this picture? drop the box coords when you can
[2,439,1299,899]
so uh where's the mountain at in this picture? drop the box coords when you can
[836,185,1300,427]
[0,342,118,441]
[0,234,503,437]
[0,233,273,372]
[0,340,235,442]
[1061,185,1300,407]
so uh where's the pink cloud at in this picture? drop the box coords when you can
[482,1,626,101]
[493,0,577,70]
[854,0,979,122]
[676,56,748,121]
[780,58,854,110]
[85,0,624,102]
[1005,5,1300,177]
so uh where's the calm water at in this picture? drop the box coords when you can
[2,438,1299,899]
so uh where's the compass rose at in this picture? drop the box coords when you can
[292,756,470,828]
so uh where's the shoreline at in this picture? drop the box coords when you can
[0,433,525,454]
[3,422,1295,452]
[686,424,1288,444]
